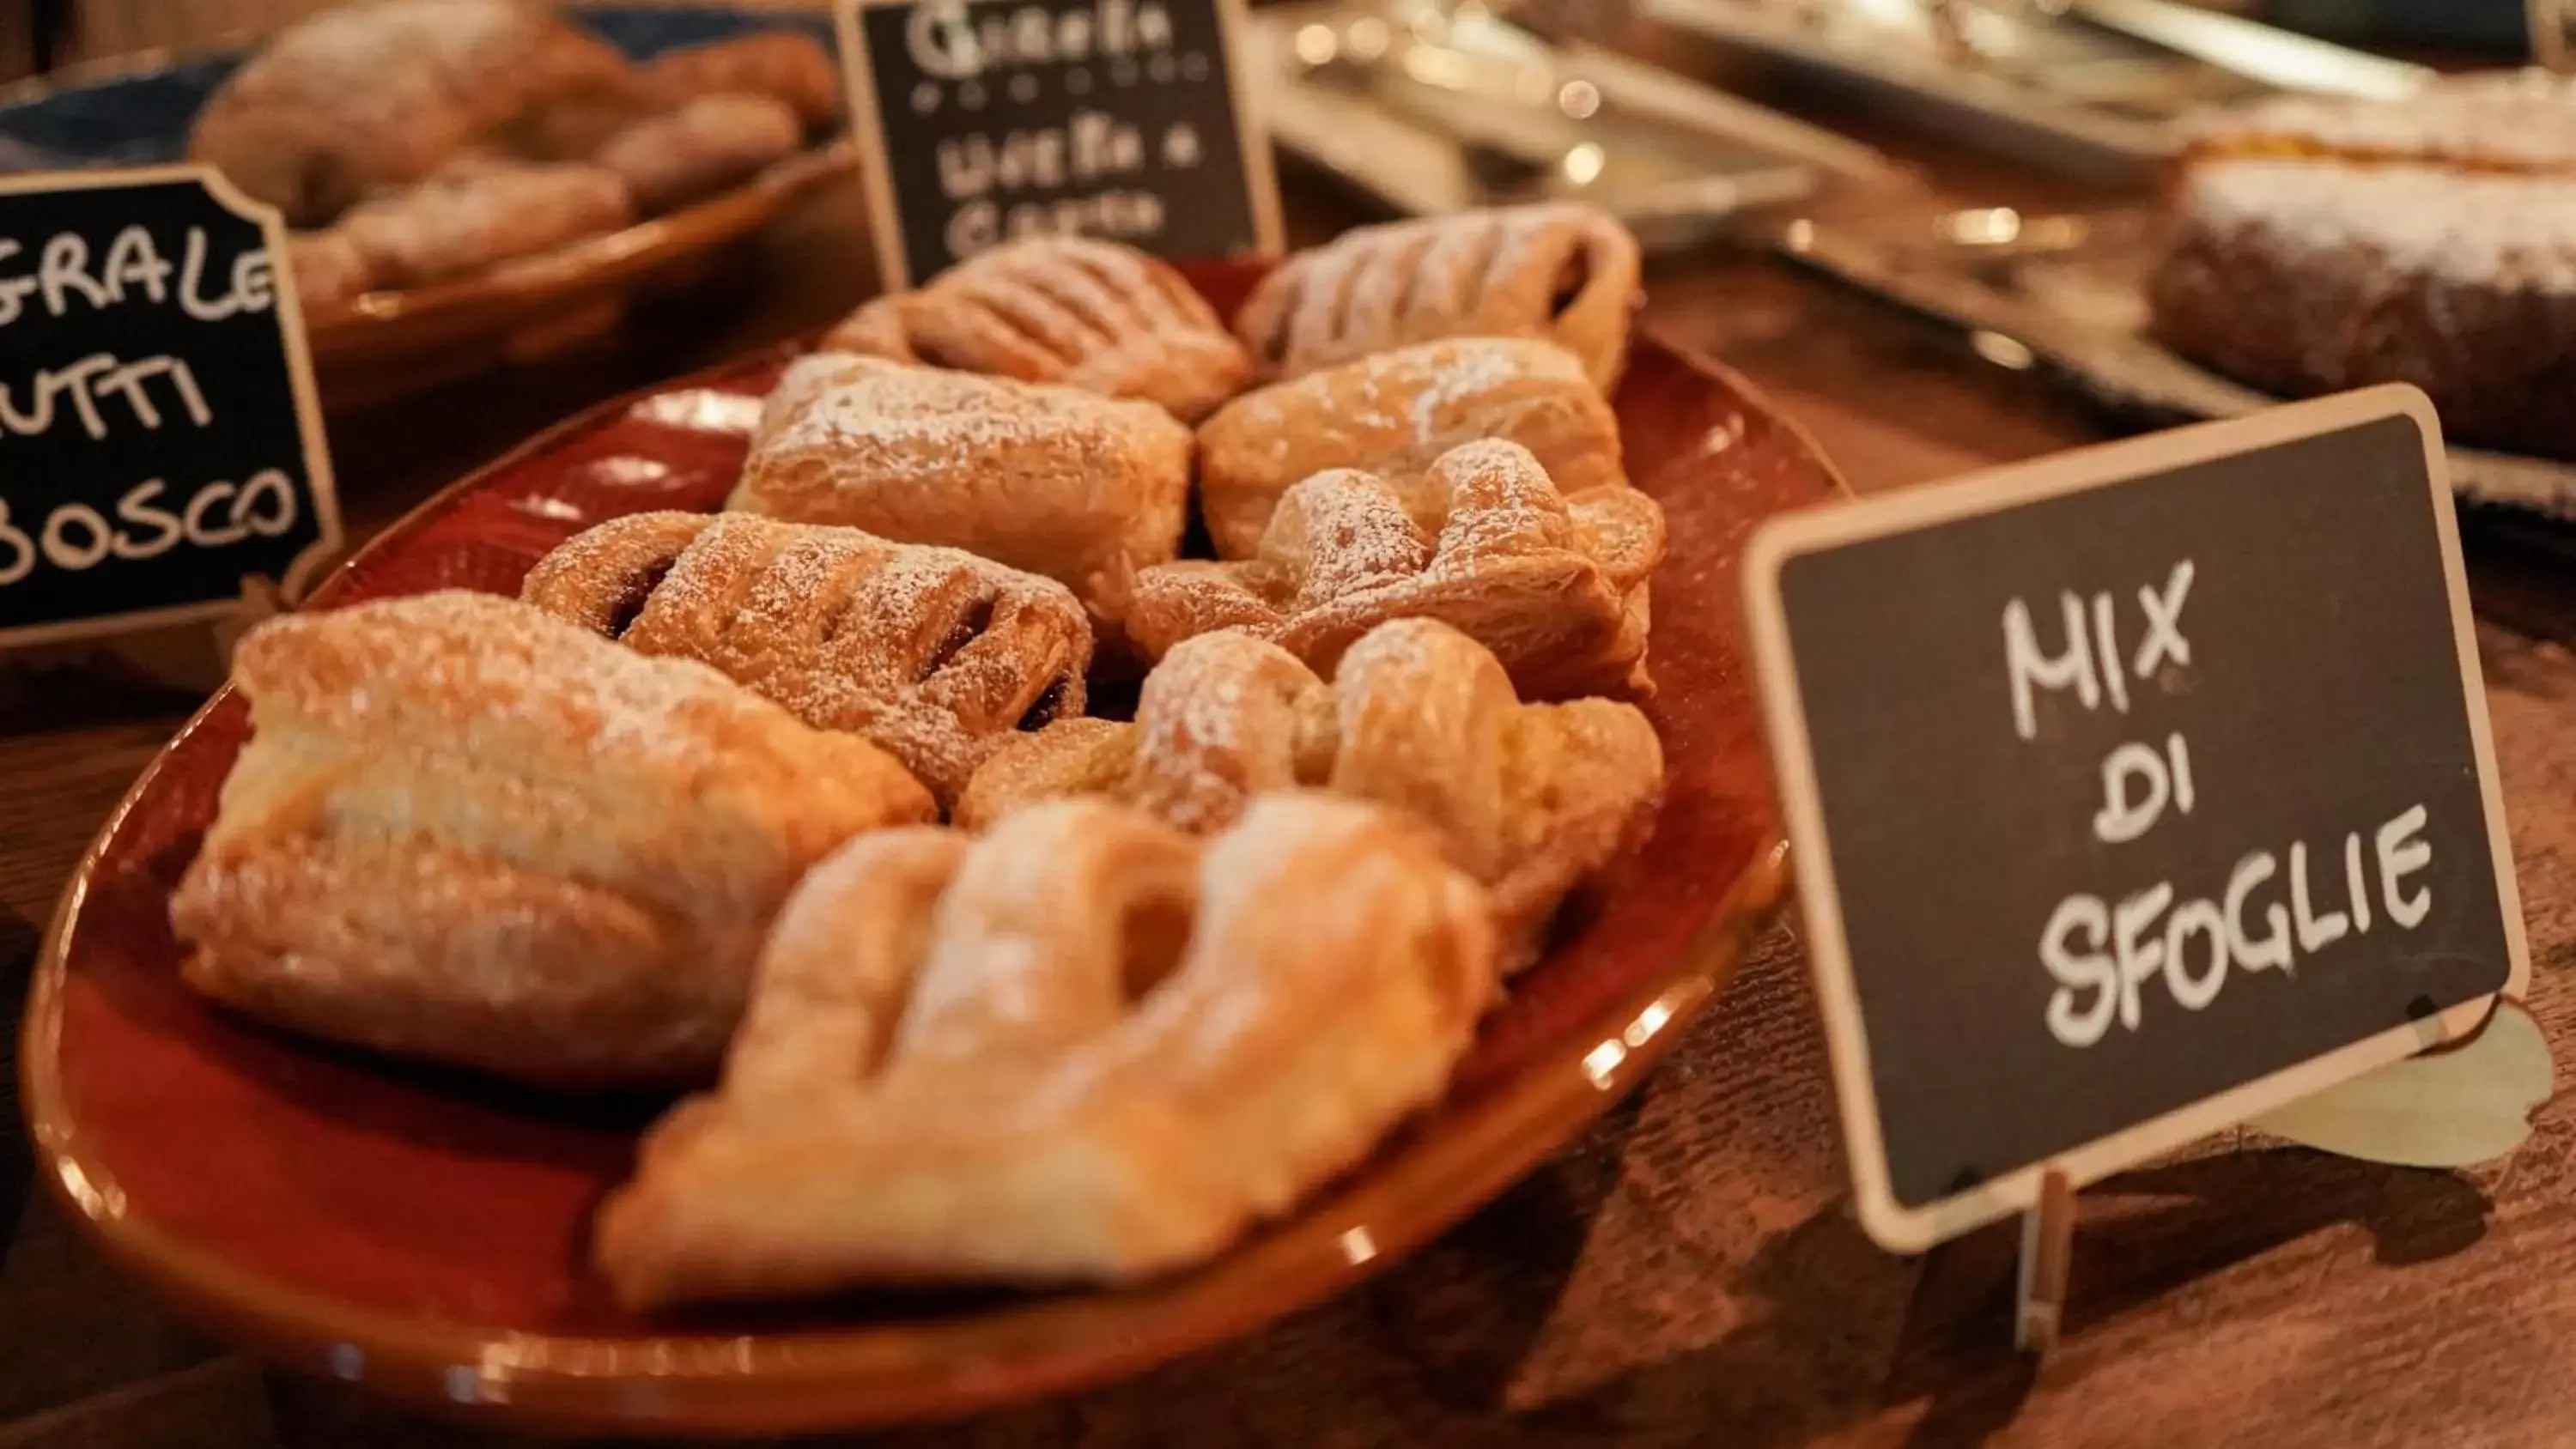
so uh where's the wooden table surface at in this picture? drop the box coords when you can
[10,89,2576,1449]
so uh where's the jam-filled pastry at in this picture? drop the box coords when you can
[330,157,635,289]
[521,512,1091,805]
[1125,440,1663,697]
[1231,203,1641,391]
[960,620,1661,967]
[595,93,804,214]
[592,792,1495,1307]
[641,31,844,130]
[1197,337,1626,558]
[168,591,936,1088]
[730,353,1194,616]
[188,0,646,227]
[821,237,1254,421]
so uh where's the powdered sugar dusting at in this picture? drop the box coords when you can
[2187,159,2576,294]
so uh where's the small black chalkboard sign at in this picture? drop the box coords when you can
[836,0,1283,288]
[0,167,338,650]
[1744,386,2527,1252]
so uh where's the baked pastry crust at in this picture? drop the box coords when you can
[730,353,1195,616]
[641,31,843,129]
[1124,440,1663,697]
[595,93,804,215]
[593,793,1495,1308]
[958,619,1661,967]
[329,157,635,289]
[187,0,645,227]
[168,591,936,1088]
[521,511,1091,805]
[821,237,1254,421]
[2149,158,2576,460]
[1232,203,1641,391]
[1197,336,1626,558]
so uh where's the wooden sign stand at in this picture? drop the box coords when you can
[2013,1168,2075,1354]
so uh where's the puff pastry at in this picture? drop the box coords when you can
[823,237,1254,421]
[595,93,804,214]
[1232,203,1641,391]
[1197,336,1626,558]
[168,591,935,1088]
[329,157,635,289]
[593,793,1495,1307]
[959,619,1661,966]
[641,31,843,130]
[730,353,1194,616]
[1125,440,1663,696]
[521,511,1090,805]
[188,0,646,227]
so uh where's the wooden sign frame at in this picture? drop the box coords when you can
[1742,385,2530,1254]
[0,162,342,652]
[835,0,1285,291]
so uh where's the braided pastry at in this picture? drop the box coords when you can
[1232,203,1640,391]
[170,591,936,1088]
[1124,440,1663,697]
[1197,337,1626,559]
[959,620,1662,967]
[522,512,1089,806]
[593,793,1496,1307]
[730,354,1194,618]
[823,237,1254,421]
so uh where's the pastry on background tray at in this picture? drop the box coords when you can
[1232,202,1641,391]
[731,354,1194,618]
[169,591,936,1088]
[824,237,1254,421]
[323,156,636,291]
[593,792,1495,1309]
[959,619,1662,967]
[1197,337,1628,559]
[596,93,805,215]
[522,512,1091,805]
[1124,440,1663,697]
[2150,74,2576,460]
[188,0,646,227]
[641,30,843,129]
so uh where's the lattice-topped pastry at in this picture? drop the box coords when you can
[823,237,1255,421]
[169,591,937,1088]
[522,512,1091,805]
[1231,203,1641,391]
[1124,440,1663,697]
[188,0,647,227]
[730,353,1194,616]
[1197,337,1627,559]
[959,620,1662,967]
[592,793,1496,1307]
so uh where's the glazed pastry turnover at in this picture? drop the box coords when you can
[730,354,1194,616]
[521,511,1091,805]
[1232,203,1641,391]
[1197,337,1627,559]
[169,591,936,1088]
[824,237,1255,421]
[959,619,1662,967]
[1125,440,1664,697]
[592,793,1495,1307]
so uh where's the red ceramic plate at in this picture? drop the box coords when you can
[21,264,1847,1435]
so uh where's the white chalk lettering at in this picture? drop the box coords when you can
[2004,592,2098,739]
[2378,804,2433,929]
[2041,895,2116,1048]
